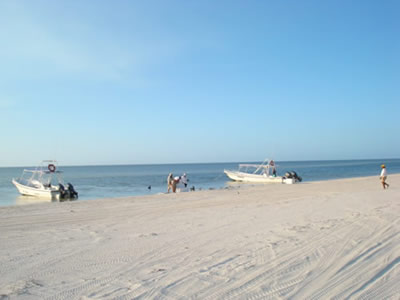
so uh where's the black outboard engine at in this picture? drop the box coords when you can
[290,171,302,182]
[58,183,69,199]
[66,183,78,199]
[284,171,302,182]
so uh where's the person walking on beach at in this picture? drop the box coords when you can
[167,173,173,193]
[380,165,389,189]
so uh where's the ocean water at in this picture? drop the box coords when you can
[0,159,399,207]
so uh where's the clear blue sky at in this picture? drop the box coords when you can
[1,0,399,166]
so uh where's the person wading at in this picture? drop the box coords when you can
[167,173,173,193]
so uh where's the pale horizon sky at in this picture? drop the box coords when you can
[1,0,399,167]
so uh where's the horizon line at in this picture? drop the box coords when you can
[1,157,399,168]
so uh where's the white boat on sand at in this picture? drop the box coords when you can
[12,160,78,200]
[224,159,301,184]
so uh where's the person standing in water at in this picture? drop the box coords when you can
[380,165,389,189]
[167,173,173,193]
[181,173,188,188]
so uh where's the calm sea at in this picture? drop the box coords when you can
[0,159,399,206]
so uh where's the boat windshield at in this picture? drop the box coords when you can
[19,169,64,187]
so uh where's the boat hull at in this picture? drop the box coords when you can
[224,170,283,183]
[12,179,60,200]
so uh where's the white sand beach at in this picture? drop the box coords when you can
[1,175,399,299]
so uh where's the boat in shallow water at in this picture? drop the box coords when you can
[224,159,301,184]
[12,160,78,200]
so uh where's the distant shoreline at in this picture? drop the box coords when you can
[1,157,399,168]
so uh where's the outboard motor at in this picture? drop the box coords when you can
[66,183,78,199]
[284,171,302,182]
[58,183,64,191]
[58,183,67,199]
[290,171,302,182]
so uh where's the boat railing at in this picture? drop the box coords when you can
[17,168,64,186]
[237,159,278,175]
[22,169,63,174]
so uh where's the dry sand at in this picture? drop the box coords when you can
[1,175,399,299]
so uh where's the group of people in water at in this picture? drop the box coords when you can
[167,173,188,193]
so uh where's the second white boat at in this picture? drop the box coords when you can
[224,159,301,184]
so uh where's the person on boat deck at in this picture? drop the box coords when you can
[270,160,277,177]
[181,173,188,188]
[167,173,173,193]
[380,165,389,189]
